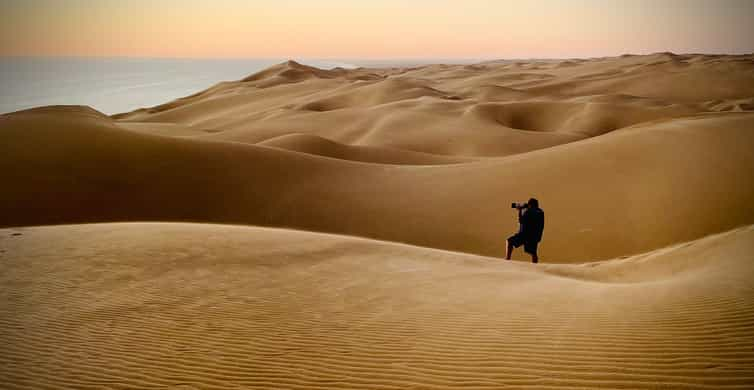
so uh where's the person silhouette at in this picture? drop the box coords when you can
[506,198,544,263]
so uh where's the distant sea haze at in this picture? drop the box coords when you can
[0,57,361,115]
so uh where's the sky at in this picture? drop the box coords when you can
[1,0,753,59]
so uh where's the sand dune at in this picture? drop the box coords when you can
[1,106,754,262]
[463,100,697,136]
[112,54,754,157]
[459,84,541,102]
[257,133,474,165]
[1,222,753,389]
[2,53,754,388]
[293,78,458,112]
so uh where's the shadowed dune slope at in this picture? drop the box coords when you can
[463,101,697,136]
[1,106,753,262]
[257,133,474,165]
[1,222,753,389]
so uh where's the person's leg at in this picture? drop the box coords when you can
[525,242,539,264]
[505,239,513,260]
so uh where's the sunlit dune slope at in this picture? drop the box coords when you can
[1,104,753,262]
[1,222,753,389]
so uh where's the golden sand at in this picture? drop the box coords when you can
[1,53,753,388]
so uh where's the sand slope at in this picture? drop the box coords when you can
[1,105,753,262]
[1,222,753,389]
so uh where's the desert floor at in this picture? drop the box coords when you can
[1,53,754,389]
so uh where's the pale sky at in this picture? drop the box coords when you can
[1,0,753,59]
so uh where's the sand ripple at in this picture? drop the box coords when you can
[1,223,753,389]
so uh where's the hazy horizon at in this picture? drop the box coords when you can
[4,51,752,62]
[2,0,753,59]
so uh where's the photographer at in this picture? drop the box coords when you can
[506,198,545,263]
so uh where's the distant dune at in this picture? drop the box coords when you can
[1,53,754,388]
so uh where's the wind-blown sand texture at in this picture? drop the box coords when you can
[1,53,754,389]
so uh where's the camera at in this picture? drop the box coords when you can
[511,202,528,209]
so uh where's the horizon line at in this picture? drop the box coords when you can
[2,51,753,63]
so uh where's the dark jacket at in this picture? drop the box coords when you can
[519,207,545,243]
